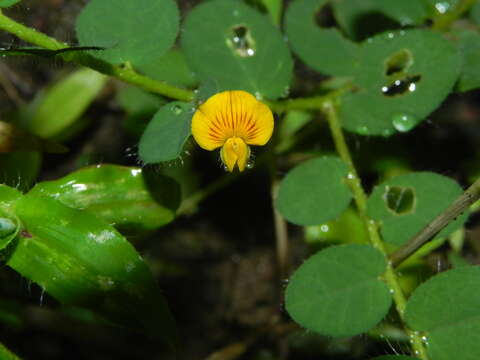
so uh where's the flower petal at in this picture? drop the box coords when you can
[191,90,274,150]
[220,137,250,172]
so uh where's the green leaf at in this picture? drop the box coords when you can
[367,172,467,246]
[305,207,369,247]
[137,48,198,88]
[370,356,420,360]
[471,1,480,25]
[0,185,22,251]
[284,0,359,76]
[285,244,392,337]
[453,29,480,92]
[332,0,428,41]
[28,165,180,233]
[7,194,177,348]
[139,101,193,164]
[0,152,42,192]
[75,0,179,66]
[181,0,293,100]
[340,29,461,136]
[28,68,107,139]
[405,267,480,360]
[276,156,352,225]
[0,0,20,7]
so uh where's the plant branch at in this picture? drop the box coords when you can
[0,342,22,360]
[322,102,429,360]
[0,10,194,102]
[390,177,480,267]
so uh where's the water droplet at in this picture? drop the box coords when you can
[346,172,355,180]
[246,158,255,169]
[381,128,394,137]
[254,91,263,100]
[389,288,395,294]
[435,1,450,14]
[171,105,183,115]
[0,218,16,238]
[356,125,369,135]
[392,113,417,132]
[320,224,329,232]
[282,86,290,97]
[232,9,239,17]
[387,32,395,39]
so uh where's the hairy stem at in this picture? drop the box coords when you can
[0,342,22,360]
[0,10,193,102]
[323,102,428,360]
[390,177,480,267]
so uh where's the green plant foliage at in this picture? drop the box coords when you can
[305,207,369,246]
[367,172,467,246]
[405,267,480,360]
[139,102,193,164]
[424,0,459,16]
[332,0,428,41]
[75,0,179,66]
[181,0,293,99]
[284,0,359,76]
[340,30,460,136]
[28,165,180,233]
[28,68,107,139]
[0,185,21,250]
[6,193,177,348]
[137,49,198,88]
[0,0,20,7]
[453,29,480,92]
[285,244,392,337]
[370,356,420,360]
[276,157,352,225]
[471,1,480,24]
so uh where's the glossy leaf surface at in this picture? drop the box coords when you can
[28,165,180,233]
[7,194,177,348]
[286,244,392,337]
[182,0,293,99]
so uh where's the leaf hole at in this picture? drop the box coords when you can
[385,49,413,76]
[315,3,336,28]
[382,74,421,97]
[383,186,415,215]
[227,25,256,57]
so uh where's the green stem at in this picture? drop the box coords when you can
[323,102,429,360]
[0,10,194,102]
[390,176,480,267]
[432,0,477,31]
[0,342,22,360]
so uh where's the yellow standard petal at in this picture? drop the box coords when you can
[191,90,274,171]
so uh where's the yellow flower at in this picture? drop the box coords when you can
[191,90,274,172]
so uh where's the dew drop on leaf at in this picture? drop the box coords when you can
[171,105,183,115]
[392,113,417,132]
